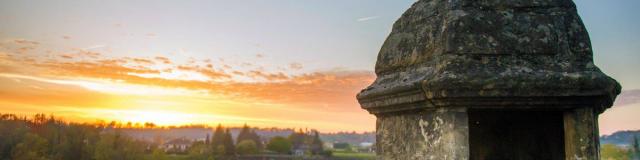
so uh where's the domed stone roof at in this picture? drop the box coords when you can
[357,0,621,114]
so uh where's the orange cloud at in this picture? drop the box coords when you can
[177,65,231,80]
[17,47,36,54]
[0,75,114,107]
[0,48,378,132]
[0,49,375,114]
[246,70,289,81]
[241,62,253,67]
[131,58,154,65]
[236,70,374,106]
[13,39,39,45]
[23,59,161,84]
[154,56,171,64]
[60,54,73,59]
[232,71,244,76]
[78,50,101,58]
[289,63,303,70]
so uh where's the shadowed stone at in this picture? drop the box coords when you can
[356,0,621,159]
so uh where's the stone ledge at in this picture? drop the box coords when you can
[358,69,620,115]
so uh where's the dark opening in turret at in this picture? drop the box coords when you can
[468,110,565,160]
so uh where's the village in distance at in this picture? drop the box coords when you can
[0,113,376,160]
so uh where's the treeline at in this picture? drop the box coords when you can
[601,136,640,160]
[187,125,329,159]
[0,113,149,160]
[0,113,330,160]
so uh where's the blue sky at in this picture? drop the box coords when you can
[0,0,413,74]
[0,0,638,133]
[1,0,637,89]
[577,0,640,90]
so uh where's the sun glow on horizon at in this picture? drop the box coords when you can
[99,110,213,126]
[0,66,377,132]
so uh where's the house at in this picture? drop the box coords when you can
[323,142,334,150]
[358,142,374,153]
[292,144,310,156]
[161,137,192,153]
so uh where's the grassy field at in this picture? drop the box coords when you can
[331,151,376,160]
[145,151,377,160]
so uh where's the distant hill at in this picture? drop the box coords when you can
[600,130,640,147]
[119,127,295,142]
[117,127,374,145]
[321,132,375,145]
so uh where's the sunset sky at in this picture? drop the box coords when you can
[0,0,638,134]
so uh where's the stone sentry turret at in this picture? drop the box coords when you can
[356,0,621,159]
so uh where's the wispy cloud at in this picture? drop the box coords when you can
[154,56,172,64]
[614,89,640,107]
[356,16,379,22]
[289,63,303,70]
[0,74,114,107]
[13,39,40,45]
[0,47,376,107]
[83,44,106,50]
[0,40,377,132]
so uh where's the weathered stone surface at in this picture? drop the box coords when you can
[564,107,600,159]
[357,0,621,159]
[377,108,468,159]
[357,0,621,114]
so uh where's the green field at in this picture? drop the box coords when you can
[331,151,376,160]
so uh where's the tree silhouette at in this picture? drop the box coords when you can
[205,133,210,145]
[633,135,640,159]
[236,124,263,150]
[211,124,225,155]
[223,129,235,155]
[267,136,292,154]
[236,140,258,155]
[310,130,324,155]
